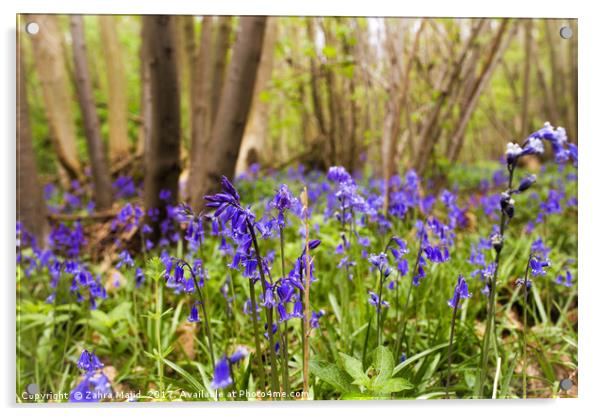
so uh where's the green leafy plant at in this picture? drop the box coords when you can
[311,346,413,399]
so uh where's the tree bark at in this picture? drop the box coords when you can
[190,16,266,211]
[174,15,196,149]
[26,14,82,180]
[188,16,215,209]
[235,17,277,175]
[210,16,232,125]
[17,48,48,245]
[70,15,113,210]
[382,19,404,198]
[142,15,181,234]
[520,19,533,139]
[137,18,152,156]
[99,15,130,161]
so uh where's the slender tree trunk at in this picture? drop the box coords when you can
[193,16,267,205]
[306,19,328,150]
[17,49,48,245]
[520,19,533,139]
[137,19,152,157]
[70,15,113,210]
[26,14,81,180]
[142,15,181,235]
[210,16,232,125]
[188,16,214,211]
[99,16,130,161]
[174,15,196,151]
[382,19,404,209]
[342,19,359,172]
[569,21,578,142]
[235,17,277,175]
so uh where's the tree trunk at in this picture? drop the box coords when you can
[142,15,181,235]
[188,16,214,208]
[235,17,277,175]
[137,19,152,157]
[26,14,81,180]
[99,16,130,161]
[210,16,232,125]
[70,15,113,210]
[174,15,196,149]
[17,50,48,245]
[192,16,267,209]
[382,19,404,203]
[520,19,533,139]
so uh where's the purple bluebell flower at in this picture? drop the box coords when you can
[327,166,353,183]
[135,268,145,288]
[530,256,551,276]
[112,175,137,199]
[368,291,389,310]
[270,184,299,227]
[310,309,325,328]
[77,349,104,373]
[210,356,233,390]
[230,347,248,364]
[262,286,278,308]
[555,270,574,287]
[530,237,551,257]
[116,250,134,269]
[159,189,172,202]
[567,143,578,166]
[188,302,201,323]
[368,252,391,276]
[517,174,537,193]
[506,143,523,165]
[69,372,112,402]
[521,137,545,156]
[448,275,472,308]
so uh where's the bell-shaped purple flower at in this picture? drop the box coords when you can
[210,356,233,390]
[77,349,104,373]
[448,275,472,308]
[187,302,200,323]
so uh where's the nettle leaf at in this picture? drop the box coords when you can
[372,346,394,386]
[339,353,369,386]
[89,309,111,328]
[108,301,131,322]
[372,377,414,395]
[309,359,359,394]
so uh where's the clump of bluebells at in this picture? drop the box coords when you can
[203,176,322,396]
[16,119,577,401]
[69,350,112,402]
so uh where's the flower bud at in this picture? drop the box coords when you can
[500,192,515,219]
[518,174,537,193]
[505,142,523,165]
[491,233,503,253]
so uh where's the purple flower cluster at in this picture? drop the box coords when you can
[448,275,471,308]
[69,350,112,402]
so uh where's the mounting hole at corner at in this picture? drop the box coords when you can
[559,26,573,40]
[25,22,39,35]
[559,378,573,391]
